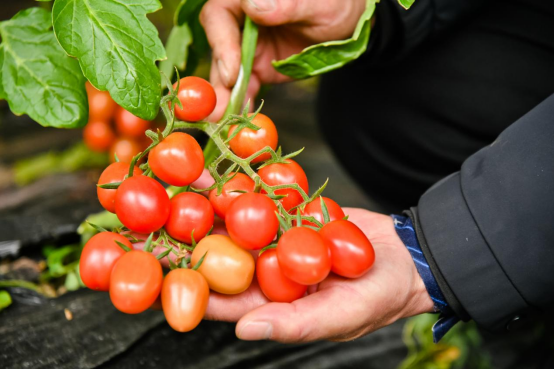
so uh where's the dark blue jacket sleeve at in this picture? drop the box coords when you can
[416,94,554,331]
[369,0,489,62]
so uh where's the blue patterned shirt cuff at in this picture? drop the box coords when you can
[392,214,460,342]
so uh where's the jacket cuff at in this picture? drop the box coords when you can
[417,172,530,331]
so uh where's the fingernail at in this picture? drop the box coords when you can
[248,0,275,12]
[237,321,273,340]
[217,59,230,87]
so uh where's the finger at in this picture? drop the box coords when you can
[207,57,232,121]
[235,281,373,343]
[241,0,314,26]
[205,279,269,322]
[242,0,367,40]
[200,0,244,88]
[244,73,261,111]
[190,168,215,196]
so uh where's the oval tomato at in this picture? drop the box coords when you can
[226,193,279,250]
[208,173,255,220]
[191,234,255,294]
[258,159,309,212]
[86,82,117,121]
[114,107,151,138]
[83,120,115,152]
[110,250,163,314]
[109,137,143,164]
[319,219,375,278]
[149,132,204,186]
[162,268,209,332]
[173,77,217,122]
[257,248,307,302]
[97,162,143,213]
[115,175,170,233]
[277,227,331,285]
[165,192,214,244]
[300,197,345,227]
[228,113,278,163]
[80,232,130,291]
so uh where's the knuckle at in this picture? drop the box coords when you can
[199,2,214,27]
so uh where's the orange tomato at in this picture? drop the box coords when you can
[109,137,143,163]
[86,82,117,121]
[83,120,115,152]
[109,250,163,314]
[114,106,151,138]
[162,268,209,332]
[191,234,255,294]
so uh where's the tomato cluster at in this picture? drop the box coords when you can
[81,76,375,333]
[83,82,152,162]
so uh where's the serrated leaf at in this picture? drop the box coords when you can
[272,0,376,79]
[0,8,88,128]
[175,0,208,26]
[159,23,192,83]
[397,0,416,10]
[52,0,167,120]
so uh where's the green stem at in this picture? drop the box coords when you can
[203,17,259,167]
[0,280,42,293]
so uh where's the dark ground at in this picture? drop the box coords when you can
[0,83,408,369]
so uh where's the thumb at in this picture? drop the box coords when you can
[241,0,318,26]
[235,285,367,343]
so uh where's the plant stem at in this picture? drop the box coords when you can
[203,17,259,167]
[0,280,42,293]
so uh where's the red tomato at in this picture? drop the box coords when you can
[86,82,117,121]
[114,107,151,138]
[277,227,331,285]
[149,132,204,186]
[228,113,278,163]
[115,175,170,233]
[208,173,255,220]
[97,162,143,213]
[109,137,143,164]
[165,192,214,244]
[225,193,279,250]
[258,159,309,212]
[83,120,115,152]
[300,197,345,227]
[257,248,307,302]
[162,268,209,332]
[80,232,130,291]
[172,77,216,122]
[319,219,375,278]
[110,250,163,314]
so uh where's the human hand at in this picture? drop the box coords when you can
[204,208,434,343]
[200,0,368,120]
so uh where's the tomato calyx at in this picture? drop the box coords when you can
[224,101,264,144]
[256,146,305,170]
[114,240,132,252]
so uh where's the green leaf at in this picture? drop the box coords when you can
[0,291,12,312]
[0,45,5,100]
[0,8,88,128]
[398,0,416,10]
[175,0,208,26]
[272,0,376,79]
[43,245,81,279]
[52,0,167,120]
[64,271,81,291]
[159,24,192,83]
